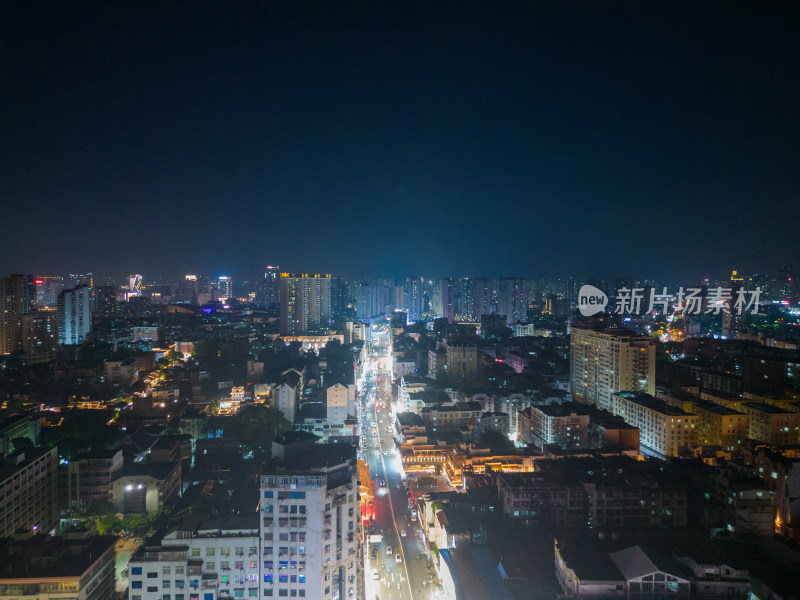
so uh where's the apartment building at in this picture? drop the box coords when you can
[610,392,698,459]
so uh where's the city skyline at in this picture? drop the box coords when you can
[2,3,798,280]
[2,3,800,598]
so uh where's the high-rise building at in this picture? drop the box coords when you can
[218,275,233,301]
[0,274,34,355]
[723,270,745,336]
[34,276,64,307]
[57,285,92,345]
[438,277,455,323]
[94,285,117,319]
[21,308,58,363]
[0,447,58,537]
[256,265,281,308]
[470,278,491,320]
[354,278,393,320]
[776,265,796,303]
[570,324,655,412]
[280,274,331,336]
[399,276,424,323]
[128,274,143,298]
[68,273,94,289]
[444,338,478,385]
[260,444,360,600]
[498,277,527,325]
[176,274,199,304]
[127,507,260,600]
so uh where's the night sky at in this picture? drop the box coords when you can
[2,2,798,281]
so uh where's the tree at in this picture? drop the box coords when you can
[94,514,121,535]
[9,436,34,455]
[228,405,291,459]
[48,409,123,459]
[477,429,515,454]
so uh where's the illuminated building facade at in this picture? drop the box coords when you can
[0,274,34,355]
[57,285,92,346]
[0,447,58,538]
[571,325,656,411]
[610,392,698,459]
[259,445,360,600]
[279,274,331,336]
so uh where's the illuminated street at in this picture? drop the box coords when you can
[360,326,443,600]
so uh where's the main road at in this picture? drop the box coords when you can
[360,329,440,600]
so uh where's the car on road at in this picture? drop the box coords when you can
[386,546,392,555]
[395,554,402,564]
[400,530,406,537]
[380,479,386,486]
[372,568,379,580]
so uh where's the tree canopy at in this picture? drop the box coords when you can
[477,429,515,454]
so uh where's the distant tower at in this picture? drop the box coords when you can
[256,265,280,307]
[58,285,92,345]
[218,276,233,301]
[279,274,331,336]
[95,285,117,318]
[128,274,143,298]
[440,277,455,323]
[0,274,35,354]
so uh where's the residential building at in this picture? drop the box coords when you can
[570,325,655,411]
[0,448,58,537]
[260,444,360,600]
[61,449,123,513]
[497,277,527,325]
[690,399,749,451]
[444,338,478,386]
[477,412,510,437]
[401,276,424,322]
[326,383,354,423]
[512,323,535,337]
[127,509,260,600]
[610,392,698,459]
[0,274,34,355]
[275,369,303,426]
[57,285,92,346]
[494,457,687,529]
[0,534,116,600]
[279,274,331,336]
[111,462,181,515]
[734,444,800,536]
[738,402,799,445]
[33,275,64,307]
[20,308,58,364]
[104,357,139,387]
[94,284,117,318]
[523,404,590,451]
[420,402,482,429]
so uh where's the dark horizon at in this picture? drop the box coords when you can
[2,3,799,281]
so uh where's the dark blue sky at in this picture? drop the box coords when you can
[1,2,798,281]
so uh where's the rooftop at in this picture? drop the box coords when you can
[692,398,745,416]
[0,535,116,579]
[742,402,793,415]
[615,392,696,417]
